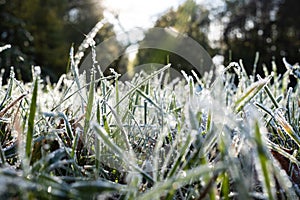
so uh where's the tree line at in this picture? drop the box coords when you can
[0,0,299,82]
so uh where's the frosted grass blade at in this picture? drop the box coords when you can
[83,70,95,142]
[234,76,271,112]
[138,163,225,200]
[114,64,171,110]
[92,122,154,183]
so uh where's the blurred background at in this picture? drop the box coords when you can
[0,0,299,83]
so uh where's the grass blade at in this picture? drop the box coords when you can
[274,110,300,147]
[257,74,279,108]
[138,163,225,200]
[234,75,271,112]
[83,69,95,142]
[254,121,275,200]
[113,64,171,110]
[0,67,14,111]
[71,180,124,198]
[92,122,154,183]
[26,77,38,159]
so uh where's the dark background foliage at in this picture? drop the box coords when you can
[0,0,115,82]
[221,0,300,75]
[0,0,299,83]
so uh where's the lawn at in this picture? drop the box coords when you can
[0,42,300,199]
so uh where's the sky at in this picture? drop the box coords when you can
[102,0,186,31]
[102,0,223,31]
[101,0,225,64]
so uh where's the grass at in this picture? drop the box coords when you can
[0,42,300,199]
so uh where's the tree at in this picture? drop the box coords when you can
[0,0,117,82]
[135,0,215,77]
[156,0,212,52]
[275,0,300,64]
[0,0,35,82]
[221,0,300,75]
[64,0,123,76]
[17,0,70,81]
[64,0,115,50]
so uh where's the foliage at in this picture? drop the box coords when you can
[0,0,35,83]
[221,0,300,74]
[135,0,215,76]
[2,0,299,85]
[155,0,212,52]
[63,0,116,58]
[17,0,70,81]
[0,0,116,82]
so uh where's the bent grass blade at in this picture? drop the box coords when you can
[234,76,272,113]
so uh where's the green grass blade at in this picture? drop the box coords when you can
[25,77,38,159]
[96,100,101,124]
[71,180,124,198]
[0,144,6,164]
[71,130,80,159]
[221,172,230,200]
[286,87,293,124]
[254,121,275,200]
